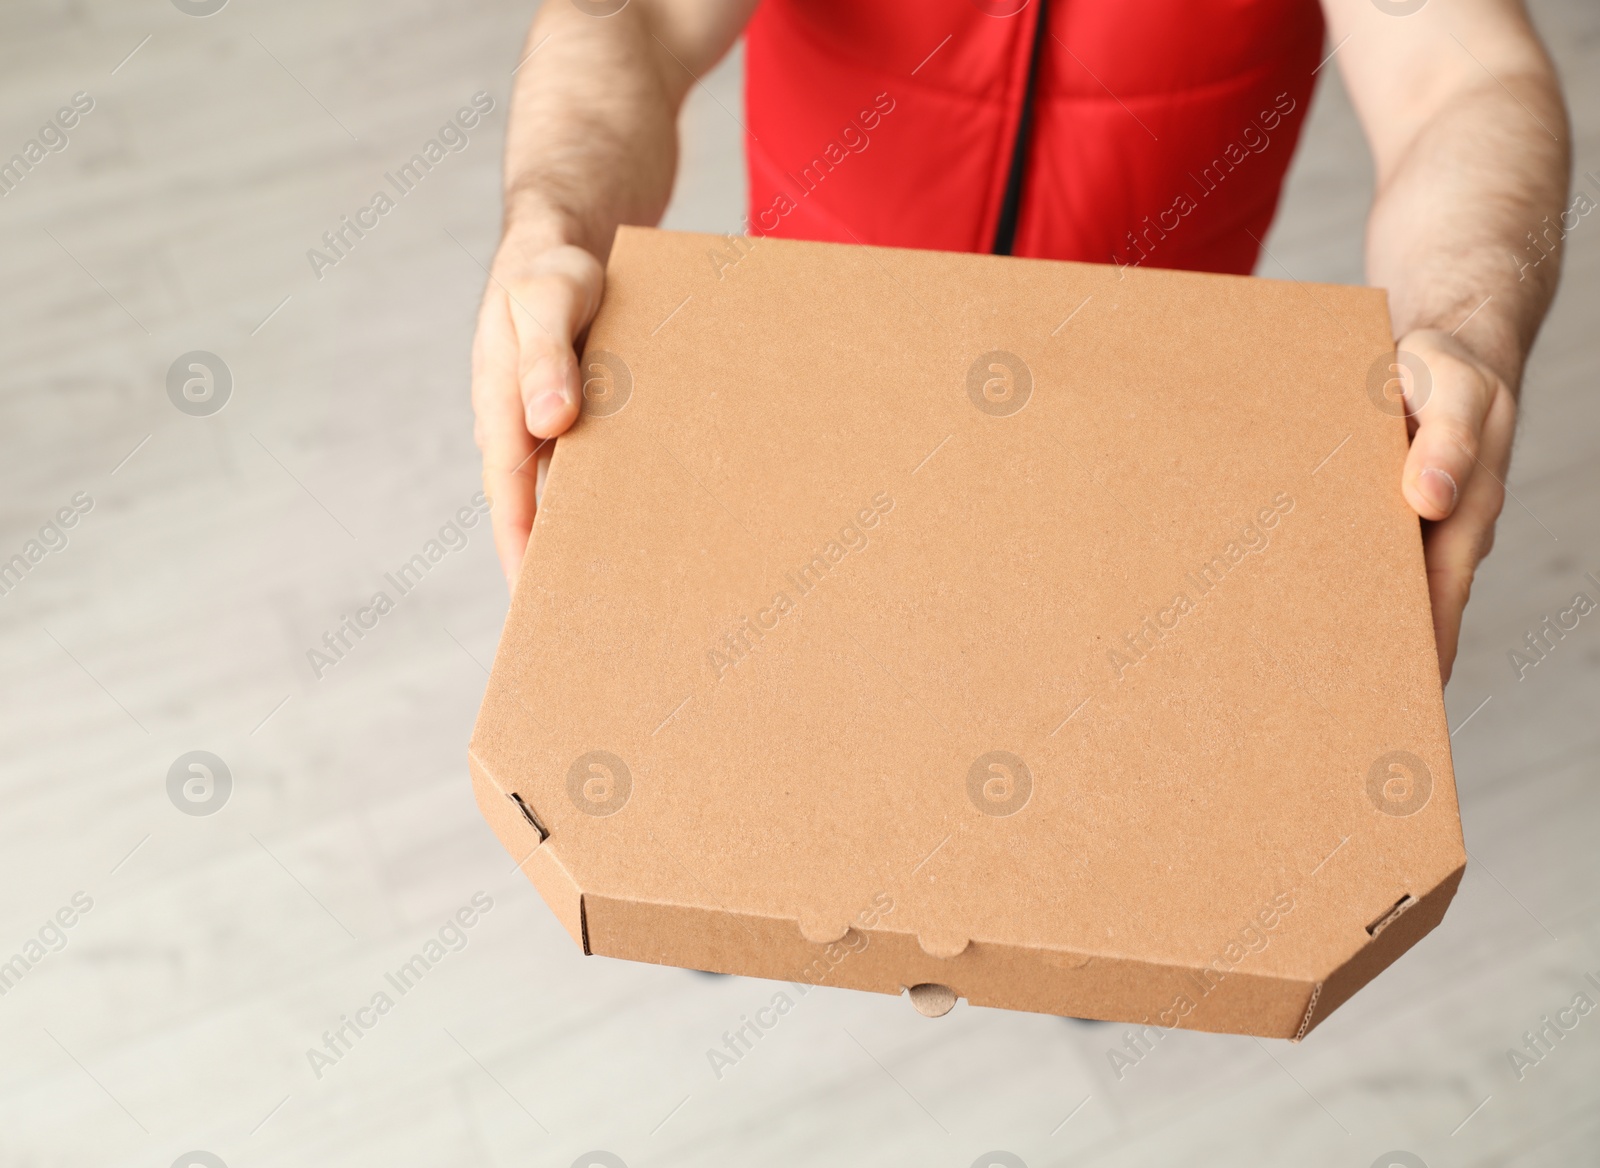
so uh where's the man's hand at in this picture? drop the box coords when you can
[1327,0,1569,683]
[471,0,755,588]
[1396,329,1516,684]
[472,224,604,587]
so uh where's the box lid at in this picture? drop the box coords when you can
[470,226,1464,1038]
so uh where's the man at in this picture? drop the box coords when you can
[470,0,1569,684]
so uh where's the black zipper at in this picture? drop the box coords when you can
[992,0,1049,256]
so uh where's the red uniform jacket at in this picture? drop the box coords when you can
[743,0,1324,272]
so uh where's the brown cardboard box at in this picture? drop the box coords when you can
[469,226,1464,1039]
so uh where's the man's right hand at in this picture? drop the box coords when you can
[472,220,606,588]
[469,0,755,590]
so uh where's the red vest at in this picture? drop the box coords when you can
[743,0,1323,273]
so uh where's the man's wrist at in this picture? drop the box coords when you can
[501,185,590,255]
[1397,314,1524,397]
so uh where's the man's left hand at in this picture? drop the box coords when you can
[1396,328,1517,685]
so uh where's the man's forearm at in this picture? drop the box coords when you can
[500,5,688,258]
[1365,69,1570,388]
[499,1,756,259]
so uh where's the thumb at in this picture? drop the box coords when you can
[1397,330,1498,522]
[501,243,606,439]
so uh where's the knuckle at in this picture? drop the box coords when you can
[1430,420,1481,465]
[519,341,576,393]
[1428,562,1475,609]
[1486,480,1507,520]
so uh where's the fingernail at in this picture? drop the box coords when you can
[1419,467,1457,513]
[529,389,572,431]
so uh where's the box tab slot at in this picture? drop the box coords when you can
[1366,894,1414,937]
[509,792,549,842]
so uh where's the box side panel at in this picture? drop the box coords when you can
[585,894,1315,1038]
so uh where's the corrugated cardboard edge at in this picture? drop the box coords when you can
[1290,857,1467,1041]
[471,742,1467,1038]
[471,779,1464,1037]
[465,801,1467,1038]
[468,747,587,951]
[580,894,1320,1039]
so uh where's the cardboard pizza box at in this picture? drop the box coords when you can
[469,226,1463,1039]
